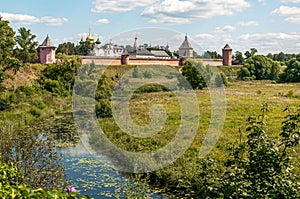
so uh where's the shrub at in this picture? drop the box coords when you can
[215,72,228,87]
[132,67,140,78]
[28,107,42,117]
[95,99,112,118]
[286,90,295,98]
[143,70,153,79]
[15,86,35,96]
[31,98,46,109]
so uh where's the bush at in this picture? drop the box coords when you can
[143,70,152,79]
[95,99,112,118]
[215,72,228,87]
[15,86,35,96]
[31,98,46,109]
[286,90,295,98]
[28,107,42,117]
[135,84,170,93]
[132,67,140,78]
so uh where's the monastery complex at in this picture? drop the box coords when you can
[38,34,232,67]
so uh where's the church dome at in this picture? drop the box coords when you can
[86,34,94,43]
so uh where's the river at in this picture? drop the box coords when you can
[60,147,167,198]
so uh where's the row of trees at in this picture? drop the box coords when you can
[237,53,300,82]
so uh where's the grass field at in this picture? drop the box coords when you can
[92,79,300,197]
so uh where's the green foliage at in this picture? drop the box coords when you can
[223,105,300,198]
[57,42,77,55]
[0,163,91,198]
[233,51,244,64]
[0,16,15,67]
[135,84,170,93]
[238,55,281,81]
[244,48,258,59]
[0,125,67,190]
[179,59,212,90]
[214,72,228,87]
[95,99,112,118]
[280,56,300,83]
[201,51,222,59]
[14,27,38,63]
[132,67,140,78]
[76,40,95,56]
[40,54,81,96]
[143,70,152,79]
[286,90,295,98]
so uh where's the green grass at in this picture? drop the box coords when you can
[92,80,300,196]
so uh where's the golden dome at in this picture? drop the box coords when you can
[86,34,94,42]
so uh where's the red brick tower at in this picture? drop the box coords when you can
[39,35,56,64]
[222,44,232,66]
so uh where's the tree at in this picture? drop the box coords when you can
[202,51,222,59]
[0,16,15,67]
[56,42,77,55]
[244,48,258,59]
[179,59,212,90]
[280,56,300,83]
[234,51,244,64]
[237,55,280,81]
[76,40,94,56]
[14,27,38,63]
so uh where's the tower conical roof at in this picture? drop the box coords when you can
[179,35,193,49]
[40,35,55,47]
[223,44,232,50]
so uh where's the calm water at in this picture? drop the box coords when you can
[61,147,167,198]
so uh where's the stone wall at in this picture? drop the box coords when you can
[81,56,223,67]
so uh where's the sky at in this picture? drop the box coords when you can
[1,0,300,55]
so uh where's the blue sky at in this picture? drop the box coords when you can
[1,0,300,54]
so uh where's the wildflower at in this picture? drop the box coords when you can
[67,187,77,193]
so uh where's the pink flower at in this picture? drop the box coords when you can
[67,187,77,193]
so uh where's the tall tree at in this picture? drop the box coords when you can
[0,16,15,66]
[244,48,258,59]
[14,27,38,63]
[56,42,77,55]
[234,51,244,64]
[76,39,94,56]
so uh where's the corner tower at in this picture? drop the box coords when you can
[222,44,232,66]
[39,35,56,64]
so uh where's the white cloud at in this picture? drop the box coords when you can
[92,0,156,13]
[215,25,236,33]
[95,18,110,24]
[258,0,267,5]
[195,33,215,40]
[142,0,251,24]
[0,12,68,26]
[280,0,300,3]
[236,32,300,53]
[272,6,300,15]
[272,6,300,23]
[236,21,260,26]
[285,15,300,23]
[40,16,68,26]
